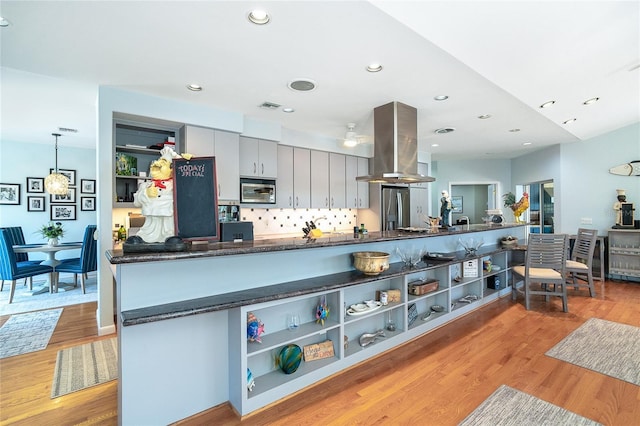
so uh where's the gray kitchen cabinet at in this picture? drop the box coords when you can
[310,150,330,208]
[239,137,278,178]
[181,125,239,201]
[410,187,429,227]
[357,157,369,208]
[329,153,346,209]
[277,145,310,208]
[346,156,358,209]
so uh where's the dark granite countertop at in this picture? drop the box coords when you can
[107,223,524,265]
[121,244,511,326]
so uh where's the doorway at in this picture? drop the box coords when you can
[525,180,554,233]
[450,182,500,225]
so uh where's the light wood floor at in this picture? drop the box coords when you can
[1,280,639,426]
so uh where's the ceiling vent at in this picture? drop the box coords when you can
[435,127,455,134]
[259,101,281,110]
[288,79,316,92]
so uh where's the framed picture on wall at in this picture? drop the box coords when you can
[451,196,463,213]
[50,187,76,203]
[28,196,46,212]
[49,168,76,186]
[26,177,45,193]
[81,179,96,194]
[0,183,20,205]
[81,196,96,211]
[51,204,76,221]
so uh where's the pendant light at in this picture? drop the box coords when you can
[343,123,358,147]
[45,133,69,195]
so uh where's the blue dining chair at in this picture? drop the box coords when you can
[0,229,54,304]
[55,225,97,294]
[0,226,42,291]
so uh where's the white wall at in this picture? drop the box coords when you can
[0,140,97,260]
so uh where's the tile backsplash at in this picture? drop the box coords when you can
[241,208,360,236]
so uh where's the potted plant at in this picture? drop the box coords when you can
[39,221,65,246]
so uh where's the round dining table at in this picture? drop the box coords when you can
[12,242,83,295]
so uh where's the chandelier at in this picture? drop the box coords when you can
[44,133,69,195]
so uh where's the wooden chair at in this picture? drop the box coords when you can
[55,225,97,294]
[512,233,569,312]
[0,229,54,304]
[566,228,598,297]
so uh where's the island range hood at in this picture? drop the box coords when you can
[356,101,435,184]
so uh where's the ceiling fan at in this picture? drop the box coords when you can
[343,123,366,147]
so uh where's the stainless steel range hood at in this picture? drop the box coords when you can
[356,101,435,184]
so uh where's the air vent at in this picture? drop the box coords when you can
[287,79,316,92]
[259,101,281,110]
[58,127,78,133]
[434,127,455,134]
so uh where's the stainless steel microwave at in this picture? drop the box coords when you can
[240,178,276,204]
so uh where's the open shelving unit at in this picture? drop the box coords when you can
[228,247,520,416]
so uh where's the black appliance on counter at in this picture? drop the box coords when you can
[219,221,254,242]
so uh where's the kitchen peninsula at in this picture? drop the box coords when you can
[107,224,525,424]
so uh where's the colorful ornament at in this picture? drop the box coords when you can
[247,312,264,343]
[247,368,255,392]
[276,344,302,374]
[316,295,330,326]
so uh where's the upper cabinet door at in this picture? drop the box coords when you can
[239,137,278,178]
[183,125,215,156]
[293,147,311,209]
[329,153,346,209]
[277,145,294,208]
[310,150,330,208]
[357,157,369,208]
[346,156,358,209]
[214,130,240,201]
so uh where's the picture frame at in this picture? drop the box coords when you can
[451,196,463,213]
[80,179,96,194]
[26,177,45,193]
[50,187,76,203]
[51,204,76,221]
[27,196,46,212]
[0,183,21,205]
[49,168,76,186]
[81,196,96,211]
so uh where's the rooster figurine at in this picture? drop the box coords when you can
[503,192,529,223]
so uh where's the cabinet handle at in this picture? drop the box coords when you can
[295,196,299,207]
[358,198,361,207]
[326,197,329,207]
[253,162,257,174]
[218,184,221,195]
[261,163,264,175]
[331,197,334,207]
[289,196,293,207]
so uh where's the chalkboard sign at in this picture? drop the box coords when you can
[173,157,218,241]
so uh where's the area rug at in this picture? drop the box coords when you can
[0,274,97,316]
[51,337,118,398]
[459,385,601,425]
[546,318,640,386]
[0,308,63,359]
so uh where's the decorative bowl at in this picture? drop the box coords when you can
[500,236,518,248]
[352,251,390,275]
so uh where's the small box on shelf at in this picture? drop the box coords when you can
[487,275,501,290]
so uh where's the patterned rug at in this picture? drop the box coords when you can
[546,318,640,386]
[0,308,63,359]
[51,337,118,398]
[459,385,601,425]
[0,274,97,316]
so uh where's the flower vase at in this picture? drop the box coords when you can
[48,237,59,246]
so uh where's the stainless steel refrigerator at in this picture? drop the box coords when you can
[381,185,410,231]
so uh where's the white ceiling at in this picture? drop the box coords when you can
[1,1,638,160]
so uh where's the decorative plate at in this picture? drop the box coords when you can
[346,301,383,316]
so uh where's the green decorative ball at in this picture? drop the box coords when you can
[277,344,302,374]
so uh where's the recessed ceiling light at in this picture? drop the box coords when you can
[508,128,521,132]
[248,9,270,25]
[478,114,492,119]
[288,79,316,92]
[366,63,383,72]
[583,97,599,105]
[434,128,455,134]
[540,100,555,109]
[434,95,449,101]
[563,118,577,124]
[431,143,440,147]
[0,17,10,27]
[282,107,295,113]
[187,84,202,91]
[523,142,532,146]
